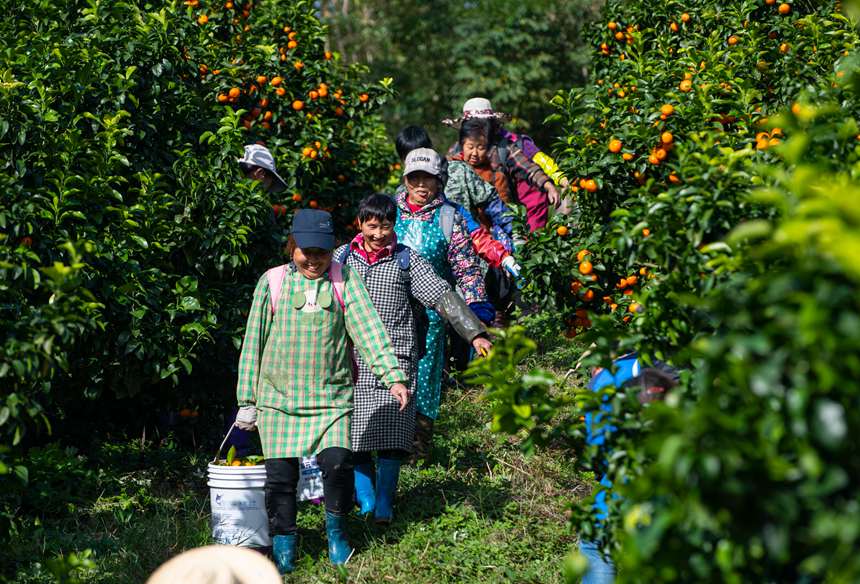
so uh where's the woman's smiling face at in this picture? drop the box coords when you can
[293,246,332,279]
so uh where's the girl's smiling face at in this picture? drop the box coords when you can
[293,246,332,279]
[462,135,489,166]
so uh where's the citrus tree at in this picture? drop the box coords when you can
[473,0,860,580]
[0,0,394,525]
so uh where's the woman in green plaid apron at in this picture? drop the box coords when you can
[234,209,408,574]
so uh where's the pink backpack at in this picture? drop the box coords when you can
[265,261,346,314]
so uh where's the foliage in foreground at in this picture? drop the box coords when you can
[476,0,860,581]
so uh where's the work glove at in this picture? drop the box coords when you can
[235,405,258,431]
[500,255,522,280]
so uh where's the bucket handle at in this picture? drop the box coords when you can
[212,423,237,464]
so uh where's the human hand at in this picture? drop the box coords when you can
[235,405,257,431]
[472,336,493,357]
[545,182,561,207]
[389,383,410,411]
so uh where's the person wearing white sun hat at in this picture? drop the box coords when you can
[444,97,570,232]
[238,143,288,192]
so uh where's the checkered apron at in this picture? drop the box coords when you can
[339,246,449,452]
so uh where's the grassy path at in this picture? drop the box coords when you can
[11,379,586,583]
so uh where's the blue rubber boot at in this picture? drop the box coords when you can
[325,512,354,566]
[374,457,401,524]
[353,462,376,516]
[272,533,297,574]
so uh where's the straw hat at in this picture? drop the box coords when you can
[441,97,511,128]
[146,545,281,584]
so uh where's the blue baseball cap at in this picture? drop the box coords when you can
[291,209,335,251]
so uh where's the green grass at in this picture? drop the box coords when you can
[9,379,588,583]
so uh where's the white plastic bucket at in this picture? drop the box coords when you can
[207,462,270,548]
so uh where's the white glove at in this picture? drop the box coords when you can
[235,405,257,431]
[501,255,521,279]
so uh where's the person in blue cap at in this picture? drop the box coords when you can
[234,208,408,573]
[580,354,679,584]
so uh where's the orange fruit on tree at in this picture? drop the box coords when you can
[779,43,790,54]
[642,228,651,237]
[626,275,638,286]
[556,225,569,237]
[614,31,625,41]
[263,111,273,121]
[679,79,693,92]
[309,90,319,100]
[670,22,679,33]
[608,139,622,153]
[660,103,674,116]
[225,1,233,8]
[197,14,209,25]
[778,3,790,14]
[661,131,674,144]
[639,267,648,276]
[256,75,267,85]
[577,249,591,261]
[259,97,269,107]
[623,288,634,296]
[270,76,283,86]
[583,179,598,192]
[359,93,369,103]
[766,0,776,4]
[309,199,319,208]
[668,172,681,184]
[318,85,328,97]
[309,149,318,159]
[579,260,593,275]
[228,87,241,98]
[276,87,286,96]
[217,93,228,103]
[680,12,690,23]
[648,153,660,165]
[292,99,304,110]
[582,289,595,302]
[292,192,303,202]
[728,35,739,46]
[324,50,333,60]
[288,31,298,40]
[334,106,344,116]
[608,21,617,30]
[287,40,298,49]
[622,152,634,161]
[629,302,643,313]
[294,60,304,70]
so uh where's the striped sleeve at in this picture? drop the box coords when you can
[342,265,407,387]
[236,274,273,405]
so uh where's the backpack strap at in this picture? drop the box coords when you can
[333,245,351,264]
[265,264,289,314]
[439,204,456,243]
[330,261,346,311]
[394,244,412,290]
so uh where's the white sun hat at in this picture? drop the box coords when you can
[237,144,288,191]
[442,97,511,128]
